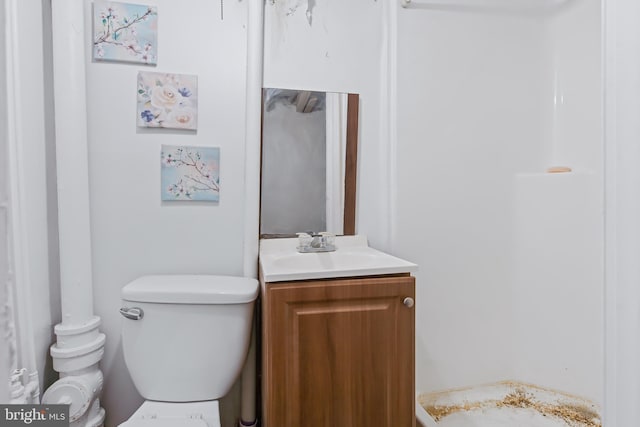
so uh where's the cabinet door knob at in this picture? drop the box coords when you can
[403,297,414,308]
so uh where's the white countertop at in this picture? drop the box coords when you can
[259,235,418,283]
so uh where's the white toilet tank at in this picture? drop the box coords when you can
[120,275,259,402]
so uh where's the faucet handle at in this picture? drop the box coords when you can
[296,232,312,249]
[319,232,336,247]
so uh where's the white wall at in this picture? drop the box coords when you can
[83,1,249,425]
[394,0,603,405]
[263,0,389,248]
[605,0,640,424]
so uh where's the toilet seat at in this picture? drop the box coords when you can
[122,419,208,427]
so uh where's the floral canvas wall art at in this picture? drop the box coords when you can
[161,145,220,202]
[138,72,198,130]
[93,1,158,64]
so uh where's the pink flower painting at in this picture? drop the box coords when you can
[137,72,198,130]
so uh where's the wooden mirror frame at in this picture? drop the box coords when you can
[343,93,359,235]
[259,92,359,238]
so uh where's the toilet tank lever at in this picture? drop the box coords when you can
[119,307,144,320]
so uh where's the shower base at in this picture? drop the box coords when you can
[417,381,601,427]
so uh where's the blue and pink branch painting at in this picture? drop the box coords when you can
[93,1,158,64]
[161,146,220,202]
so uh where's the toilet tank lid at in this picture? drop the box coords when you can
[121,275,259,304]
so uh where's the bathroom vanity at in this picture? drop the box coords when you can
[259,236,418,427]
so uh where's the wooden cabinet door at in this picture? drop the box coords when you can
[262,275,415,427]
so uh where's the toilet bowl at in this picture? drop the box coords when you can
[120,401,219,427]
[118,275,259,427]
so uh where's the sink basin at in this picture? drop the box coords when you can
[259,235,418,282]
[271,248,383,271]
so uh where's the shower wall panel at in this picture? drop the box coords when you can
[394,0,603,404]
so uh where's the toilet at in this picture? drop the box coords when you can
[118,275,259,427]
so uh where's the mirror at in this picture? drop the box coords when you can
[260,88,359,238]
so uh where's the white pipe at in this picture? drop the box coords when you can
[239,318,257,427]
[50,0,94,327]
[43,1,105,426]
[383,0,399,254]
[243,0,264,279]
[45,368,104,424]
[241,0,264,425]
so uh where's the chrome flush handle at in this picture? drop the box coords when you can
[119,307,144,320]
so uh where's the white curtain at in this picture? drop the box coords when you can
[0,155,10,406]
[0,206,9,405]
[0,0,11,405]
[2,0,40,405]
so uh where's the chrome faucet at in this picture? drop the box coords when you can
[296,232,336,253]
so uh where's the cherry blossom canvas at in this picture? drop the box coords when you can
[161,145,220,202]
[137,72,198,130]
[93,1,158,64]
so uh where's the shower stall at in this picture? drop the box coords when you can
[393,0,604,424]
